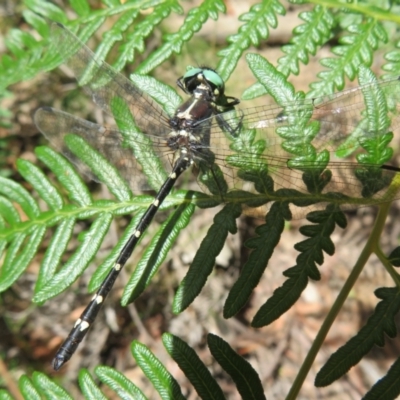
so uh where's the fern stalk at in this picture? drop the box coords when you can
[287,200,393,400]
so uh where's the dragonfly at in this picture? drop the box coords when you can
[34,23,400,370]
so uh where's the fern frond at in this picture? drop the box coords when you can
[224,202,287,318]
[363,355,400,400]
[136,0,226,74]
[315,287,400,386]
[0,145,187,305]
[22,371,71,399]
[207,333,266,400]
[244,5,335,99]
[383,39,400,76]
[308,17,388,97]
[0,0,182,91]
[217,0,286,81]
[163,333,225,400]
[1,332,270,399]
[79,369,107,400]
[95,366,146,400]
[252,205,346,327]
[113,0,183,71]
[278,5,335,76]
[172,202,241,313]
[131,341,186,400]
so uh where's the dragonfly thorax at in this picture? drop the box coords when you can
[168,86,216,159]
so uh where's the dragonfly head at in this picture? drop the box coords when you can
[177,66,239,109]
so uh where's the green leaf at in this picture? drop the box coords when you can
[22,10,50,37]
[0,227,46,292]
[315,287,400,386]
[78,369,107,400]
[131,341,186,400]
[224,202,286,318]
[278,5,334,76]
[162,333,225,400]
[217,0,286,81]
[388,247,400,267]
[34,217,76,292]
[383,45,400,76]
[95,366,147,400]
[0,390,14,400]
[0,177,40,220]
[24,0,67,22]
[172,203,241,313]
[17,159,64,211]
[136,0,222,74]
[33,212,113,302]
[18,375,41,400]
[87,208,145,291]
[31,371,72,399]
[207,334,266,400]
[246,53,296,104]
[308,19,388,97]
[113,0,183,71]
[35,146,92,207]
[130,73,182,116]
[64,134,133,202]
[252,205,345,327]
[0,196,21,226]
[109,94,167,191]
[363,356,400,400]
[70,0,90,17]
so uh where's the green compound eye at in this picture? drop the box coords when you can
[202,69,224,91]
[182,67,203,80]
[181,67,225,96]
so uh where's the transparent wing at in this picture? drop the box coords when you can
[50,23,172,137]
[34,107,173,192]
[203,77,400,216]
[35,23,178,192]
[37,22,400,217]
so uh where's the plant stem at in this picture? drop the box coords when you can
[286,202,391,400]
